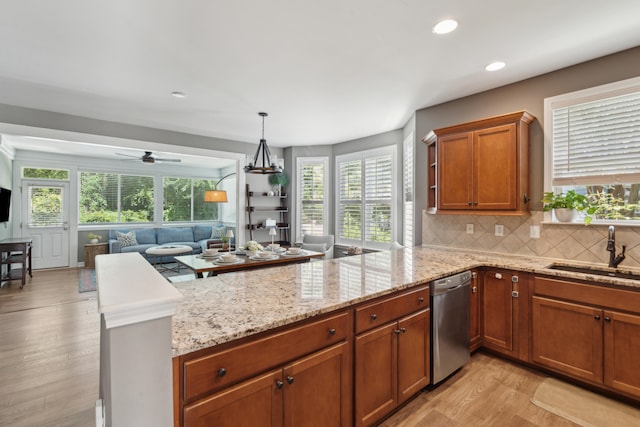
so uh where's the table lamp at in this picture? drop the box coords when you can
[226,229,234,252]
[269,227,277,253]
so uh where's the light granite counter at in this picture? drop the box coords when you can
[171,245,640,357]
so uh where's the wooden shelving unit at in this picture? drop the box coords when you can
[245,184,290,245]
[424,131,437,214]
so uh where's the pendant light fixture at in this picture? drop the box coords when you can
[244,112,283,174]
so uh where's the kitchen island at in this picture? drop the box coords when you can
[98,246,640,426]
[171,245,640,356]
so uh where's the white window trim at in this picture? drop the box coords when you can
[543,75,640,225]
[402,133,414,247]
[335,145,397,249]
[296,156,329,239]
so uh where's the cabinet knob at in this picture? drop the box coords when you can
[217,368,227,377]
[418,297,425,303]
[495,273,502,279]
[371,314,377,321]
[604,316,611,322]
[276,380,284,389]
[400,327,407,333]
[287,376,295,384]
[394,329,401,335]
[328,328,336,336]
[473,201,478,206]
[472,286,477,294]
[594,315,601,320]
[467,201,472,206]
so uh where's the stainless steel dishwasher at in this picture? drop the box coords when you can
[430,270,471,385]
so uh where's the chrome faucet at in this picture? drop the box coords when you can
[607,225,626,268]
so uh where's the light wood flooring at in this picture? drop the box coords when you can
[0,268,583,426]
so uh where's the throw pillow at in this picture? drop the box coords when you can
[116,231,138,247]
[211,225,226,240]
[301,243,327,253]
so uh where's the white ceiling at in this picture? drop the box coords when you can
[0,0,639,153]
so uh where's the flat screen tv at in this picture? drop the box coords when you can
[0,187,11,222]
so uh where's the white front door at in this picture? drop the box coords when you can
[22,181,70,269]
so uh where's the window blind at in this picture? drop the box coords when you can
[298,159,327,236]
[336,146,395,248]
[79,172,154,224]
[552,91,640,186]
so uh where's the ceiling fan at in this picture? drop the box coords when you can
[115,151,181,164]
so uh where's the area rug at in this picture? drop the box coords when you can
[531,377,640,426]
[78,268,96,293]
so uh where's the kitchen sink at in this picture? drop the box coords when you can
[546,263,640,281]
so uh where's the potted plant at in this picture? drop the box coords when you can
[220,235,229,251]
[87,232,102,244]
[268,171,289,196]
[542,190,596,224]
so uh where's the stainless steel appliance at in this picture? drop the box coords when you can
[430,270,471,384]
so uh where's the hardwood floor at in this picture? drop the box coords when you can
[0,268,98,427]
[0,268,580,427]
[379,353,577,427]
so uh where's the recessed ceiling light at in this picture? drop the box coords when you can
[171,91,186,98]
[485,61,506,72]
[433,19,458,35]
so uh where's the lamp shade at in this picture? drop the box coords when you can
[226,229,234,238]
[204,190,228,203]
[269,228,277,236]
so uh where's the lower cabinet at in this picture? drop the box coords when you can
[532,296,603,383]
[481,269,516,356]
[183,342,350,426]
[532,276,640,400]
[354,309,430,427]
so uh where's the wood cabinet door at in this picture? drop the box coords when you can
[469,271,481,351]
[183,369,283,427]
[481,270,514,355]
[355,322,398,427]
[531,296,603,383]
[438,132,473,210]
[604,310,640,398]
[397,309,430,404]
[283,342,351,427]
[473,123,517,210]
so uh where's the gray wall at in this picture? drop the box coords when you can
[285,129,403,245]
[414,45,640,245]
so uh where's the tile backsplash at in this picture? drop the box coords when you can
[422,211,640,268]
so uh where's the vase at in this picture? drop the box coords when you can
[90,238,99,244]
[553,208,576,222]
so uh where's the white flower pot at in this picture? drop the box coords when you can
[90,238,99,244]
[553,208,576,222]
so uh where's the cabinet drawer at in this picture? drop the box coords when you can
[534,276,640,313]
[355,286,429,334]
[183,311,350,401]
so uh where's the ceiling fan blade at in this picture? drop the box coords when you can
[115,152,141,159]
[155,158,182,163]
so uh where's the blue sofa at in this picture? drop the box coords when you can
[108,224,230,262]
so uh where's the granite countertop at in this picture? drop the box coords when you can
[171,245,640,357]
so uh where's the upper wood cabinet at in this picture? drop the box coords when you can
[423,111,535,215]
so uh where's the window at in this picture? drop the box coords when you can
[403,133,414,246]
[79,172,154,224]
[336,146,396,249]
[545,76,640,223]
[163,177,219,222]
[296,157,328,237]
[23,167,69,180]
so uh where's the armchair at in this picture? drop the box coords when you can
[301,234,334,259]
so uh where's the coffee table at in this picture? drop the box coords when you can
[145,245,193,272]
[174,249,324,278]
